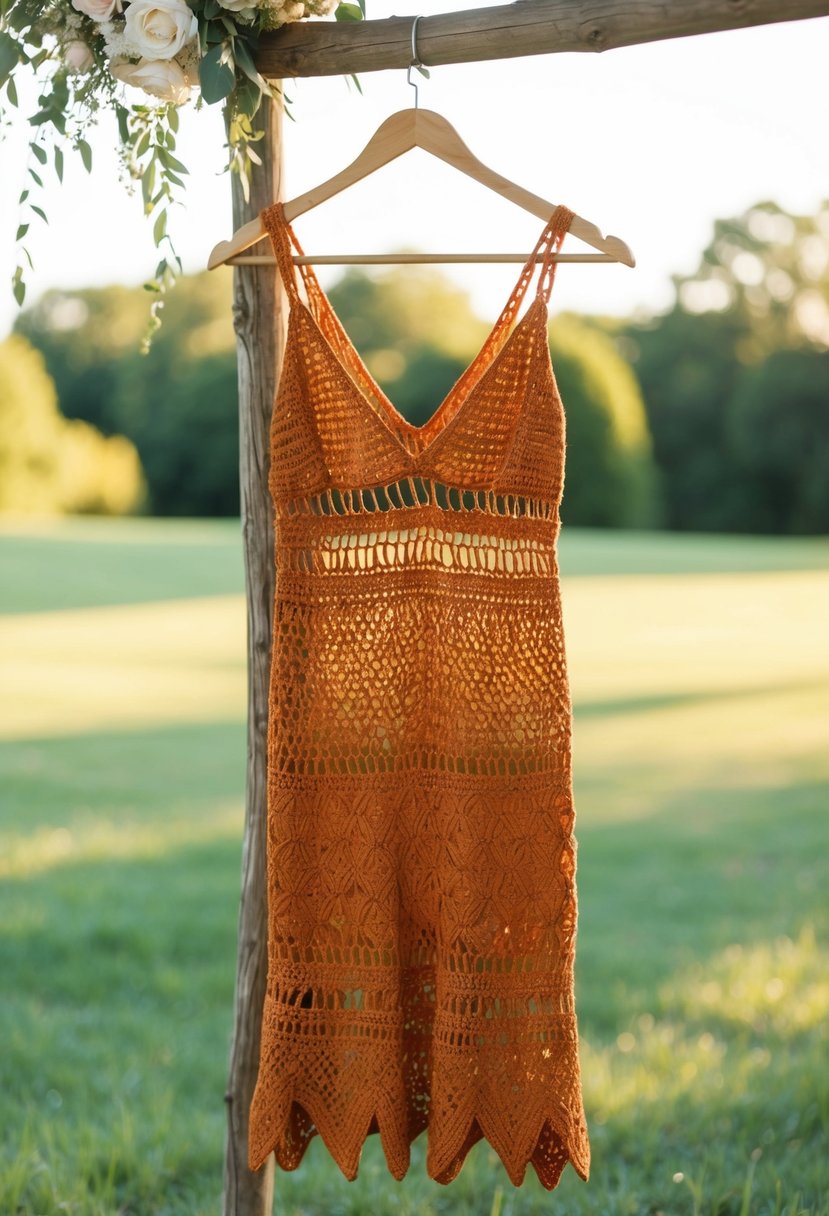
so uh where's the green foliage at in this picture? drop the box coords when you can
[3,2,363,352]
[674,199,829,359]
[328,270,661,529]
[549,315,662,528]
[13,271,239,516]
[14,265,662,526]
[0,333,145,515]
[627,308,750,532]
[119,350,240,517]
[727,348,829,534]
[628,200,829,535]
[328,266,489,428]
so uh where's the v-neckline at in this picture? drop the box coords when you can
[264,201,574,463]
[296,292,548,463]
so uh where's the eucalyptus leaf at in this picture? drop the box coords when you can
[30,205,47,223]
[233,38,270,93]
[0,30,19,82]
[77,138,92,172]
[141,161,156,208]
[157,147,189,175]
[115,103,130,144]
[53,144,63,183]
[6,76,18,107]
[199,42,236,104]
[52,75,70,108]
[31,141,47,164]
[335,3,363,21]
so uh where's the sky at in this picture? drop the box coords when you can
[1,4,828,340]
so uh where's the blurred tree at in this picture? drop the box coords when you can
[624,308,752,531]
[727,348,829,534]
[550,315,662,528]
[14,272,239,515]
[116,349,240,516]
[328,266,490,428]
[627,199,829,533]
[13,263,659,526]
[330,271,661,527]
[0,334,145,515]
[13,272,236,436]
[672,199,829,359]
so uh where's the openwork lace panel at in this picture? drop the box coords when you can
[248,200,591,1192]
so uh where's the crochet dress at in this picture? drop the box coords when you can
[248,200,591,1192]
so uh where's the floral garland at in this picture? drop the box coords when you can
[0,0,364,352]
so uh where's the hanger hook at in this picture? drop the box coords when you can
[406,14,430,110]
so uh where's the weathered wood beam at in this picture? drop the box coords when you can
[222,95,284,1216]
[256,0,829,78]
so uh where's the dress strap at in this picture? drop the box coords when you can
[260,202,316,308]
[455,203,576,373]
[260,199,574,324]
[534,204,576,304]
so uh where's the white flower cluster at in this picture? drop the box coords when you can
[262,0,337,26]
[62,0,337,105]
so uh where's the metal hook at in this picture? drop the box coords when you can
[406,14,430,110]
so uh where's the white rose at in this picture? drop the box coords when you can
[64,40,95,72]
[217,0,255,10]
[123,0,198,61]
[110,54,192,104]
[72,0,123,18]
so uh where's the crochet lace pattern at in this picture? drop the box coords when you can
[248,200,591,1192]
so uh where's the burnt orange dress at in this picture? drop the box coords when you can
[248,200,591,1192]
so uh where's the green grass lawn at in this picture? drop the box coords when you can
[1,518,827,1216]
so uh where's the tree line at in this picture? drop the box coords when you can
[4,199,828,534]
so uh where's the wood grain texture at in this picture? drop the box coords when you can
[222,95,284,1216]
[255,0,829,78]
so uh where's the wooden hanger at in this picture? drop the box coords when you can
[207,107,635,271]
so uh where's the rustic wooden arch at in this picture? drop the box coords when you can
[222,3,829,1212]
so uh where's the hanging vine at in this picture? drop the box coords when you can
[0,0,364,352]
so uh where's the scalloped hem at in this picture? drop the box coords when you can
[249,1094,590,1191]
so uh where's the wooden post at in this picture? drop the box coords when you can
[222,92,285,1216]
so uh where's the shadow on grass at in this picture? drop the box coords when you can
[557,527,829,578]
[573,676,829,721]
[0,720,246,839]
[0,522,244,616]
